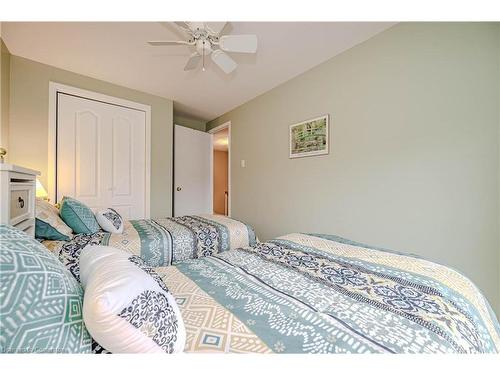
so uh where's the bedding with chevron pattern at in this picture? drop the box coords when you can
[156,233,500,353]
[42,215,257,281]
[0,225,91,353]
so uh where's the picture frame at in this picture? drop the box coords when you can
[289,114,329,158]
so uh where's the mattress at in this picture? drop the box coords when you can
[156,233,500,353]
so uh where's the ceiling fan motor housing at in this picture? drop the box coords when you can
[196,38,213,55]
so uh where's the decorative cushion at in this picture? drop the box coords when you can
[95,208,124,234]
[35,198,73,241]
[80,245,186,353]
[59,196,100,235]
[57,232,106,283]
[0,224,91,353]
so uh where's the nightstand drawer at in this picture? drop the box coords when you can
[14,218,36,237]
[10,182,35,226]
[0,164,40,238]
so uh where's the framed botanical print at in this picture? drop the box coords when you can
[289,114,329,158]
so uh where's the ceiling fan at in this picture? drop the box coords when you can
[147,22,258,74]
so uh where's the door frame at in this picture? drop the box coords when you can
[208,121,231,216]
[48,82,152,218]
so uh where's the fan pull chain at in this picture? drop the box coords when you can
[202,40,206,71]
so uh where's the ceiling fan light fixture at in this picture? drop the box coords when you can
[147,22,257,75]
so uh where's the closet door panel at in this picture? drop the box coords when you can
[109,109,145,219]
[75,111,99,199]
[57,95,106,212]
[112,117,132,198]
[56,98,76,201]
[57,93,147,219]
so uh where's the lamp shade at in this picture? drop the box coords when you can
[36,179,49,199]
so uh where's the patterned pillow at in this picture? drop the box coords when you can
[56,232,106,283]
[80,246,186,353]
[35,198,73,241]
[0,225,91,353]
[60,196,100,234]
[95,208,124,234]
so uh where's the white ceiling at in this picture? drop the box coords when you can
[2,22,395,121]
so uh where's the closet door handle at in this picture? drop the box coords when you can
[176,186,182,192]
[18,197,25,208]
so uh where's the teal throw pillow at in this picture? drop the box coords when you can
[60,196,100,235]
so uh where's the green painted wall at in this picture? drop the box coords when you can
[8,55,173,217]
[498,25,500,315]
[0,38,10,158]
[208,23,500,315]
[174,114,206,132]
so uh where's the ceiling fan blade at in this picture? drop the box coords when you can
[184,53,201,71]
[147,40,194,46]
[219,34,258,53]
[211,50,237,74]
[173,21,191,32]
[204,22,227,36]
[186,22,205,31]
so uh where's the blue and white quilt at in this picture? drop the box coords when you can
[42,214,257,281]
[158,233,500,353]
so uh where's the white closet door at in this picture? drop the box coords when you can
[106,106,146,219]
[57,94,146,219]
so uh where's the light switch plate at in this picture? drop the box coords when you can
[240,160,246,168]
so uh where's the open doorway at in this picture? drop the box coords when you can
[209,122,231,216]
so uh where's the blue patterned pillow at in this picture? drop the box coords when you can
[60,196,100,234]
[95,208,124,234]
[0,225,92,353]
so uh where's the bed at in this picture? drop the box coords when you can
[4,223,500,354]
[42,214,257,281]
[155,233,500,353]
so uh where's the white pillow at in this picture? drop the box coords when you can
[80,245,186,353]
[95,208,124,234]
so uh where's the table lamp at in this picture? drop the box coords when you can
[36,178,49,201]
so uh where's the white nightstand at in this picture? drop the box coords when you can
[0,164,41,237]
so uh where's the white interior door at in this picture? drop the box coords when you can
[57,93,146,219]
[174,125,213,216]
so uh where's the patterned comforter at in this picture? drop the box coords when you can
[43,215,257,281]
[156,233,500,353]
